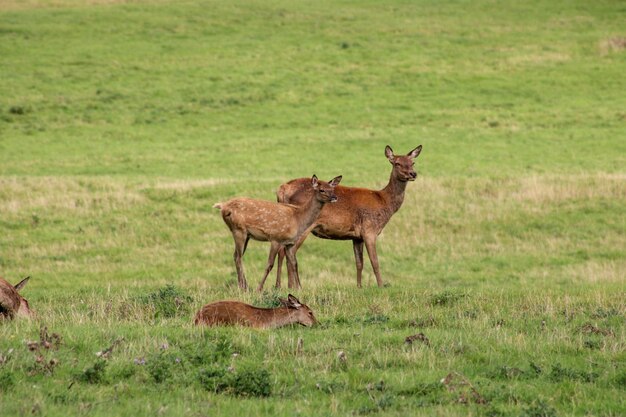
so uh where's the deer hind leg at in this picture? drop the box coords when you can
[257,241,281,292]
[284,245,301,289]
[232,230,249,290]
[364,235,383,287]
[353,239,364,288]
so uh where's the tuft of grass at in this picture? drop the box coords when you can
[76,359,108,384]
[138,285,193,319]
[198,364,272,397]
[549,363,598,383]
[0,369,15,391]
[146,351,183,384]
[429,290,467,306]
[521,400,557,417]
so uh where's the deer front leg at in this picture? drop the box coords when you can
[275,223,315,288]
[364,235,383,287]
[284,245,301,289]
[232,230,249,291]
[257,241,281,292]
[275,246,284,289]
[353,239,364,288]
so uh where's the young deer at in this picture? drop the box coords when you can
[214,175,342,291]
[268,145,422,289]
[194,294,317,328]
[0,276,34,320]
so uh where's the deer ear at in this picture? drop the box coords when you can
[311,175,319,189]
[278,297,289,307]
[14,276,30,292]
[329,175,342,187]
[287,294,302,308]
[407,145,422,159]
[385,145,394,162]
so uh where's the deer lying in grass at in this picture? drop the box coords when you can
[266,145,422,289]
[0,276,33,320]
[194,294,317,328]
[214,175,341,290]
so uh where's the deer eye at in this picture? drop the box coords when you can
[412,162,415,167]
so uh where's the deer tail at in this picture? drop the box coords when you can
[213,202,232,217]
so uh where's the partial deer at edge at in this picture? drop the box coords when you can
[264,145,422,289]
[194,294,317,328]
[0,276,34,320]
[214,175,342,290]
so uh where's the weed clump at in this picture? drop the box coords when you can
[405,333,430,346]
[139,285,193,318]
[230,366,272,397]
[27,327,62,376]
[180,335,233,365]
[198,365,230,392]
[0,370,15,391]
[489,365,527,380]
[255,293,283,308]
[521,399,557,417]
[315,377,346,394]
[614,371,626,388]
[198,364,271,397]
[356,393,394,414]
[429,290,467,306]
[363,313,389,324]
[8,105,28,115]
[146,351,183,384]
[549,363,597,383]
[398,382,446,406]
[77,359,108,384]
[107,362,136,380]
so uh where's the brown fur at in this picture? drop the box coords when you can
[215,175,341,290]
[0,276,33,320]
[194,294,317,328]
[268,145,422,288]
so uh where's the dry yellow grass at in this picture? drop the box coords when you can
[0,176,145,214]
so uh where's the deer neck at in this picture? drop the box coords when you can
[381,173,408,213]
[264,307,294,328]
[294,195,324,235]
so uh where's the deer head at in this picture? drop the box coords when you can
[312,175,342,203]
[278,294,318,327]
[385,145,422,182]
[0,276,34,319]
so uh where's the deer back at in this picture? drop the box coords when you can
[218,175,341,243]
[218,198,300,241]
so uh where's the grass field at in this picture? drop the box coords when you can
[1,0,625,415]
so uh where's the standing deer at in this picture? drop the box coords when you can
[194,294,317,328]
[0,276,34,320]
[266,145,422,289]
[214,174,342,290]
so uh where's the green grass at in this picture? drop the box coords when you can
[1,0,625,416]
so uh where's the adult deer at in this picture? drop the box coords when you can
[214,175,342,290]
[194,294,317,328]
[0,276,34,320]
[266,145,422,289]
